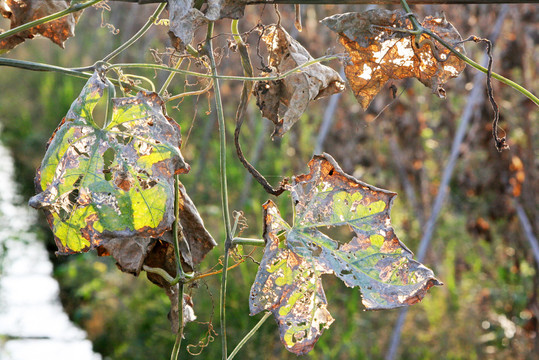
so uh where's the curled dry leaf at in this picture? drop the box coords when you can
[250,153,440,355]
[168,0,245,49]
[322,9,466,109]
[176,180,217,266]
[0,0,81,53]
[97,236,156,275]
[254,25,345,138]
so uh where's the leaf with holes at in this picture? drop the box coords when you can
[254,25,345,138]
[29,72,189,255]
[250,153,440,355]
[322,9,465,109]
[0,0,82,53]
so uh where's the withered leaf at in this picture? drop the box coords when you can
[250,153,440,355]
[176,180,217,266]
[29,71,190,255]
[250,200,334,355]
[322,10,466,109]
[168,0,245,49]
[254,25,345,138]
[0,0,81,53]
[97,236,156,275]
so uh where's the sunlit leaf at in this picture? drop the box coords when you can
[250,153,440,354]
[96,180,216,274]
[322,9,466,109]
[254,25,345,138]
[29,72,189,255]
[0,0,81,53]
[250,200,334,355]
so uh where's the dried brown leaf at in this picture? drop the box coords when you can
[0,0,81,53]
[322,10,466,109]
[97,236,157,275]
[254,25,345,138]
[176,181,217,265]
[168,0,245,49]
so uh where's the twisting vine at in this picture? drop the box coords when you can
[232,19,288,196]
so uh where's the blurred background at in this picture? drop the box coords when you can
[0,1,537,359]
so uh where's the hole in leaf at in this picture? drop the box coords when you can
[92,93,108,129]
[103,147,116,181]
[317,225,356,246]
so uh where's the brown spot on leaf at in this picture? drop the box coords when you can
[114,171,133,192]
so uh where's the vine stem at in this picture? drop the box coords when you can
[103,2,167,62]
[107,54,340,82]
[0,0,104,42]
[172,174,186,282]
[232,238,265,246]
[159,58,185,96]
[427,30,538,107]
[171,283,185,360]
[165,78,213,103]
[228,312,272,360]
[232,19,287,196]
[0,58,90,78]
[170,174,188,360]
[205,21,232,360]
[0,58,150,92]
[184,258,246,284]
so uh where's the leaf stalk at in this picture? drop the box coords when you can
[232,238,265,247]
[107,54,340,82]
[227,312,272,360]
